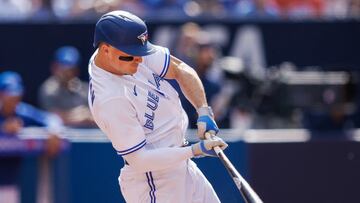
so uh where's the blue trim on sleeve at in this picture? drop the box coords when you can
[116,139,146,156]
[159,48,170,78]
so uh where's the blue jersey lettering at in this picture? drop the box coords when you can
[144,90,159,130]
[89,76,95,105]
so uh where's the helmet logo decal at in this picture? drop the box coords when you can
[137,31,148,45]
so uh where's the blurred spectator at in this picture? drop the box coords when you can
[348,0,360,19]
[143,0,186,17]
[233,0,280,18]
[31,0,55,20]
[173,22,202,66]
[274,0,324,19]
[0,0,358,20]
[38,46,95,127]
[0,71,63,133]
[323,0,349,19]
[72,0,122,19]
[117,0,146,16]
[183,0,226,17]
[0,71,63,203]
[0,0,35,21]
[59,0,144,20]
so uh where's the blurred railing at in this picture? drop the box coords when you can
[19,126,360,143]
[7,127,359,203]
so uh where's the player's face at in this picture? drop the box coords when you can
[0,94,22,116]
[107,45,143,75]
[53,64,78,83]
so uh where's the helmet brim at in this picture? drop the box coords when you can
[115,41,157,56]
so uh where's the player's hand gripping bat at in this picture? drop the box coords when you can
[205,132,263,203]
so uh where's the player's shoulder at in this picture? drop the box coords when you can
[154,45,170,55]
[93,77,128,104]
[153,45,169,53]
[89,68,130,105]
[90,85,134,122]
[141,45,171,77]
[143,45,170,60]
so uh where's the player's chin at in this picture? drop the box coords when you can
[129,65,139,74]
[127,66,138,75]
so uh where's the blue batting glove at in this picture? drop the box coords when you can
[197,106,219,139]
[199,140,217,156]
[191,136,228,157]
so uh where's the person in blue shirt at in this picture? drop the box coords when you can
[0,71,63,134]
[0,71,63,203]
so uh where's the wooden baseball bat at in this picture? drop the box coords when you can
[205,132,263,203]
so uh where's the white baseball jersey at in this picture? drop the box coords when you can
[88,45,220,203]
[88,46,188,153]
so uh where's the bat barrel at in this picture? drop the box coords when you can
[205,131,263,203]
[217,150,263,203]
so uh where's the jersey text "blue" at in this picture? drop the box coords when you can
[144,91,159,130]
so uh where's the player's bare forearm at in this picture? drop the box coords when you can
[165,55,208,109]
[176,63,207,108]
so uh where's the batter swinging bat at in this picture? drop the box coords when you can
[205,132,263,203]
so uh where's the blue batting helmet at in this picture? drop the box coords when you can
[54,46,81,67]
[93,10,157,56]
[0,71,24,96]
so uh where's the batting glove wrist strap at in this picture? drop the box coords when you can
[197,106,214,117]
[197,115,219,138]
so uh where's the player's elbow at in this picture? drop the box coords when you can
[122,150,148,171]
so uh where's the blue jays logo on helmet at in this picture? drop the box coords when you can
[137,31,148,45]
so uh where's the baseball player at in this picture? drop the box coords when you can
[88,10,228,203]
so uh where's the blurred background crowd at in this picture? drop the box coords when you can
[0,0,359,21]
[0,1,359,203]
[0,25,359,132]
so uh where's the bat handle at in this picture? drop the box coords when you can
[204,132,222,155]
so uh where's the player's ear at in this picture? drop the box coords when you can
[99,42,110,53]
